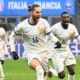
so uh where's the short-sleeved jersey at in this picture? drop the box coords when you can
[0,27,8,60]
[51,22,79,50]
[10,18,51,54]
[0,27,6,41]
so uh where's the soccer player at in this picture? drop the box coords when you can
[51,12,80,80]
[0,23,19,80]
[0,23,9,80]
[9,4,61,80]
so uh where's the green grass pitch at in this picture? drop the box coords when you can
[3,57,80,80]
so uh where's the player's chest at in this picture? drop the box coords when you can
[23,25,45,36]
[56,27,74,40]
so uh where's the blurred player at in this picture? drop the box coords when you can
[9,4,61,80]
[0,23,19,80]
[0,23,9,80]
[51,11,80,80]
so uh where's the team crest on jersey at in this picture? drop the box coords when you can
[37,26,44,33]
[68,31,74,37]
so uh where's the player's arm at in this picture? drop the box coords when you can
[44,20,61,48]
[4,32,9,46]
[74,35,80,43]
[0,24,9,47]
[4,31,11,53]
[46,32,61,48]
[72,25,80,43]
[9,24,23,60]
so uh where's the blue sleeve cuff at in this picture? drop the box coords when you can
[13,30,17,35]
[74,35,79,39]
[46,31,51,35]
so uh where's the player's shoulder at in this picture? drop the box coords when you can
[69,23,75,26]
[69,23,76,29]
[17,18,28,27]
[53,22,61,26]
[51,22,61,30]
[39,17,48,23]
[0,27,5,36]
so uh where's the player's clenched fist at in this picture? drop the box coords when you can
[55,41,61,48]
[11,51,19,60]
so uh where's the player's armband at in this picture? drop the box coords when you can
[46,31,51,35]
[74,35,79,39]
[76,35,80,43]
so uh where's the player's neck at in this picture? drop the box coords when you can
[61,22,68,29]
[28,17,38,25]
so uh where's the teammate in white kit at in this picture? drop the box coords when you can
[51,12,80,80]
[9,4,61,80]
[0,23,9,80]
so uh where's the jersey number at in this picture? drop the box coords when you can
[32,37,38,43]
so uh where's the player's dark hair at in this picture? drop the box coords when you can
[28,4,40,12]
[61,11,68,16]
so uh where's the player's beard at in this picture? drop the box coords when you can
[32,15,40,25]
[62,22,69,29]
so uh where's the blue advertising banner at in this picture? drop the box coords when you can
[0,0,75,16]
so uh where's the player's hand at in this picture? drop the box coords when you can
[11,51,19,60]
[55,41,61,48]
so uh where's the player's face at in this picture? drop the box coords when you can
[31,7,41,23]
[61,14,70,24]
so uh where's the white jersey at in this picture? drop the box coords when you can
[0,27,8,60]
[51,22,77,72]
[10,18,57,56]
[51,22,79,51]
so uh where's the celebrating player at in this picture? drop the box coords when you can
[0,23,9,80]
[51,12,80,80]
[9,4,61,80]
